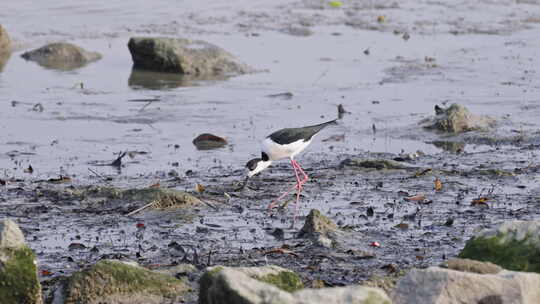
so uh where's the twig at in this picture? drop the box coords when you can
[126,202,154,216]
[88,168,109,182]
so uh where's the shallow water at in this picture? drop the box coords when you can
[1,0,540,301]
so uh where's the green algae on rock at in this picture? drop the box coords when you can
[60,260,190,304]
[340,158,408,170]
[199,265,390,304]
[200,265,303,297]
[0,219,42,304]
[459,221,540,273]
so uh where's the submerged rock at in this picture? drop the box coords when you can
[199,265,390,304]
[0,219,42,304]
[392,266,540,304]
[458,220,540,273]
[340,158,407,170]
[21,42,102,70]
[127,37,253,76]
[56,260,190,304]
[0,25,10,54]
[192,133,228,150]
[421,103,495,133]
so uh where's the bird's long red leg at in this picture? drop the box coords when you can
[291,160,304,225]
[267,159,301,210]
[293,160,309,187]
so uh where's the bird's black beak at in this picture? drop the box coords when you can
[234,175,249,191]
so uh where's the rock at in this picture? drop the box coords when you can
[458,220,540,273]
[0,25,11,72]
[192,133,228,150]
[121,188,202,209]
[56,260,190,304]
[294,286,391,304]
[0,25,11,54]
[0,219,42,304]
[422,103,495,133]
[200,265,303,302]
[199,265,390,304]
[440,258,502,274]
[127,37,253,76]
[21,42,102,70]
[298,209,338,238]
[392,266,540,304]
[340,158,407,170]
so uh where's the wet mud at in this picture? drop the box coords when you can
[1,0,540,302]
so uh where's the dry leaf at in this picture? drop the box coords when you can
[195,183,205,193]
[471,197,490,206]
[149,182,161,188]
[377,15,386,23]
[434,178,442,191]
[404,194,426,202]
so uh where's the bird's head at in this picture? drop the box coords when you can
[246,157,272,178]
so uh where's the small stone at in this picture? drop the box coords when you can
[192,133,228,150]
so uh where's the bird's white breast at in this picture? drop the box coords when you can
[262,137,311,160]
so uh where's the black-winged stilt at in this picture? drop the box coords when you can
[246,119,337,219]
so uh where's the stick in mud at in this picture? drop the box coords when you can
[126,202,154,216]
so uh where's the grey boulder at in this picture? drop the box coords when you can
[392,266,540,304]
[200,265,390,304]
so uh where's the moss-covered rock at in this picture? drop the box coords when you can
[200,265,303,302]
[0,219,42,304]
[459,221,540,273]
[199,266,390,304]
[421,103,495,133]
[60,260,190,304]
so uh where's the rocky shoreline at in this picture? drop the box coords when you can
[2,215,539,303]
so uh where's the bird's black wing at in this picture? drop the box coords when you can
[268,119,337,145]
